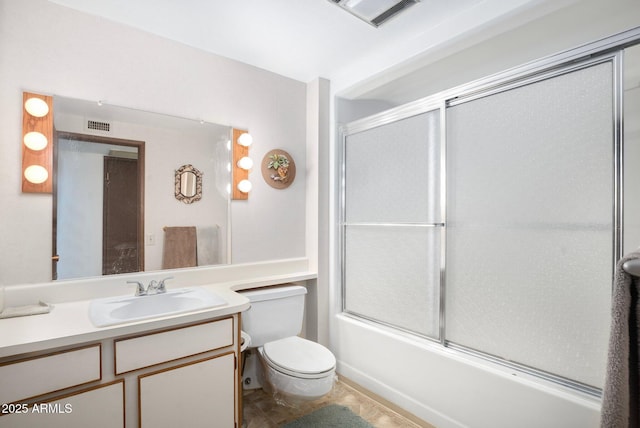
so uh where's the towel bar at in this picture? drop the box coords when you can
[622,259,640,277]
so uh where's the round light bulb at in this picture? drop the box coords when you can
[237,156,254,170]
[24,97,49,117]
[24,165,49,184]
[237,132,253,147]
[23,132,48,151]
[237,179,252,193]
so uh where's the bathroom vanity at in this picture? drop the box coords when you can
[0,287,245,428]
[0,263,316,428]
[0,314,239,428]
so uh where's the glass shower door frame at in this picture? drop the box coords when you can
[337,26,638,395]
[339,100,447,342]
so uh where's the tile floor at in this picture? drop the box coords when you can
[242,378,433,427]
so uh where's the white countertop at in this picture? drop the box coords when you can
[0,268,316,359]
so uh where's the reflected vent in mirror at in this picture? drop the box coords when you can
[329,0,419,27]
[86,119,111,132]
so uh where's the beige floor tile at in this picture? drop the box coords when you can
[242,378,432,427]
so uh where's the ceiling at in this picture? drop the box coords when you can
[48,0,567,94]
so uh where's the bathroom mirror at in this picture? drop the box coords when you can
[175,164,203,203]
[50,96,232,281]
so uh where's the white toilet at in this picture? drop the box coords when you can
[240,285,336,402]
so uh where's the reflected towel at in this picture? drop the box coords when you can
[197,225,219,266]
[601,251,640,428]
[162,226,197,269]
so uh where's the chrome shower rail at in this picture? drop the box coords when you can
[623,259,640,277]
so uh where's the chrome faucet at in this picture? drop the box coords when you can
[126,280,147,296]
[127,276,174,296]
[145,276,174,295]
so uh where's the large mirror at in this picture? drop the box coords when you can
[52,96,231,281]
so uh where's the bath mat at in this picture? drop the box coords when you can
[282,404,374,427]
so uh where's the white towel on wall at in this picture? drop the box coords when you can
[197,226,219,266]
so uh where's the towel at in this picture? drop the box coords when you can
[162,226,197,269]
[196,225,219,266]
[601,251,640,428]
[0,301,52,318]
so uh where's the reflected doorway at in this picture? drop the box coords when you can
[53,132,145,280]
[103,156,140,275]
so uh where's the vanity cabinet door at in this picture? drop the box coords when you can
[0,381,124,428]
[139,352,236,428]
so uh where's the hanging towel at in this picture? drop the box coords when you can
[601,251,640,428]
[162,226,197,269]
[196,225,219,266]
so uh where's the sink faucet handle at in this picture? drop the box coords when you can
[126,280,146,296]
[146,280,158,295]
[157,276,174,293]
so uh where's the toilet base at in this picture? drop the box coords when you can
[257,347,336,407]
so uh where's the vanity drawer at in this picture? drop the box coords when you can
[0,344,101,404]
[0,380,124,428]
[115,317,234,374]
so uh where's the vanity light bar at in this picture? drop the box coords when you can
[231,128,252,200]
[22,92,54,193]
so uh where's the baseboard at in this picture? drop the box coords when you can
[337,372,436,428]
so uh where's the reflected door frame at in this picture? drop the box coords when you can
[53,131,145,280]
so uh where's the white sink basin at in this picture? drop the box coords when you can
[89,287,227,327]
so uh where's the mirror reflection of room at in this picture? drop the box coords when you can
[52,97,231,281]
[55,135,143,280]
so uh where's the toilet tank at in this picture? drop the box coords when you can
[240,285,307,347]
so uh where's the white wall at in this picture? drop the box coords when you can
[328,1,640,427]
[0,0,308,286]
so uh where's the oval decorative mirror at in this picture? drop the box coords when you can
[175,164,203,203]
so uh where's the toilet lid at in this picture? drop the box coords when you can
[262,336,336,375]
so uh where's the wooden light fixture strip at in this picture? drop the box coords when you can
[22,91,54,193]
[232,128,249,200]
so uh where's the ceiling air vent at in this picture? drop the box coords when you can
[86,119,111,133]
[329,0,419,27]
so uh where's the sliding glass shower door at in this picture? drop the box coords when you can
[340,52,620,393]
[445,59,617,390]
[342,108,443,339]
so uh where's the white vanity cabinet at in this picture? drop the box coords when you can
[0,344,124,428]
[139,353,236,428]
[115,316,239,428]
[0,381,125,428]
[0,314,241,428]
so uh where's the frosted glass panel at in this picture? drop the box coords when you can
[344,225,441,337]
[624,45,640,254]
[345,110,441,223]
[446,62,614,388]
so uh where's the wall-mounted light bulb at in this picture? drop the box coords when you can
[23,132,48,151]
[237,132,253,147]
[24,165,49,184]
[237,156,254,170]
[24,97,50,117]
[237,179,252,193]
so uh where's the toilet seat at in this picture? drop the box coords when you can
[261,336,336,379]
